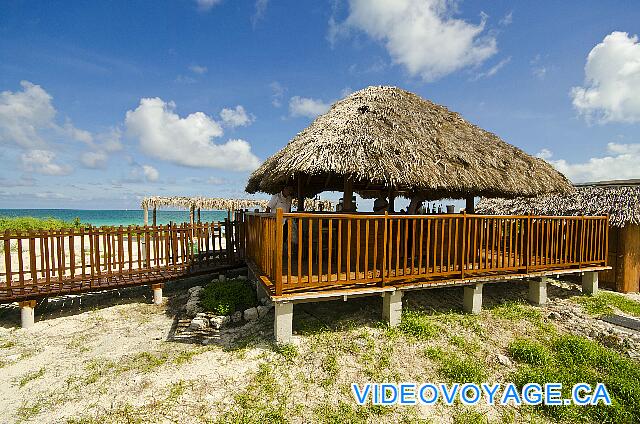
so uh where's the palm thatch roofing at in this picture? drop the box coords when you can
[140,196,334,211]
[476,180,640,228]
[245,86,572,200]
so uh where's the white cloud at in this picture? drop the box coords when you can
[21,149,72,176]
[333,0,498,81]
[289,96,331,119]
[220,105,254,127]
[81,151,108,169]
[189,65,208,75]
[0,81,109,169]
[538,143,640,183]
[571,31,640,123]
[270,81,285,107]
[472,57,511,80]
[0,81,56,148]
[251,0,269,27]
[195,0,221,11]
[142,165,159,182]
[499,11,513,26]
[125,97,260,171]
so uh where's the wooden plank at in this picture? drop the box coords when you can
[319,218,323,283]
[29,234,37,284]
[418,220,424,275]
[347,219,352,282]
[328,219,333,282]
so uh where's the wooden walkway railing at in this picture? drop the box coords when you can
[245,211,609,296]
[0,212,246,303]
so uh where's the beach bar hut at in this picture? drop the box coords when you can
[244,86,610,342]
[478,180,640,293]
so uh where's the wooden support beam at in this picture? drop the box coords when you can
[343,177,354,212]
[466,196,475,214]
[618,223,640,293]
[297,176,305,212]
[388,190,395,213]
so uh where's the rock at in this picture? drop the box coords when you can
[185,300,203,317]
[210,315,230,329]
[244,307,259,321]
[547,312,560,320]
[189,317,208,331]
[188,285,203,295]
[238,275,247,281]
[231,311,242,323]
[259,297,272,306]
[219,275,226,283]
[496,354,512,367]
[257,305,272,318]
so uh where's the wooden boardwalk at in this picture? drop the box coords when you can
[1,217,245,303]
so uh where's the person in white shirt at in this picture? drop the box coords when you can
[266,186,294,213]
[266,186,297,247]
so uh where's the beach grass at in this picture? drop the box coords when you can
[0,216,86,233]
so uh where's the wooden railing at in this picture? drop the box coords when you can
[0,214,245,303]
[245,211,609,296]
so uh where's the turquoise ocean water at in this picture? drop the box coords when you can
[0,209,229,227]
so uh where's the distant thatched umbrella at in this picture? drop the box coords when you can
[140,196,334,212]
[246,86,572,209]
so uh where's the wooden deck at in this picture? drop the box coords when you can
[245,211,610,299]
[0,215,246,303]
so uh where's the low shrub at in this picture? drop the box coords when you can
[0,216,86,232]
[507,338,551,366]
[200,279,257,315]
[399,310,441,340]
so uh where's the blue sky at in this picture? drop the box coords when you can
[1,0,639,209]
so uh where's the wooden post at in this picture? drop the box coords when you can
[152,207,157,226]
[618,223,640,293]
[275,208,284,296]
[297,177,305,212]
[343,177,353,212]
[388,190,395,213]
[197,208,201,223]
[460,212,466,278]
[382,211,388,286]
[465,196,475,214]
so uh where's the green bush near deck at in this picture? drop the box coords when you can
[508,335,640,423]
[0,216,85,232]
[200,279,257,315]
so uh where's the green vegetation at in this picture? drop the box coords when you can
[15,367,46,387]
[313,400,395,424]
[215,363,290,423]
[439,356,487,383]
[200,279,257,315]
[273,343,299,361]
[399,310,441,339]
[574,291,640,316]
[509,334,640,422]
[0,216,86,232]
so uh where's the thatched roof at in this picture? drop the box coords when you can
[246,86,572,200]
[476,181,640,227]
[140,196,333,211]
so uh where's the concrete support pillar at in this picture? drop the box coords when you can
[529,278,548,305]
[274,302,293,344]
[463,283,483,314]
[582,272,599,295]
[19,300,36,329]
[382,290,403,327]
[152,283,163,305]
